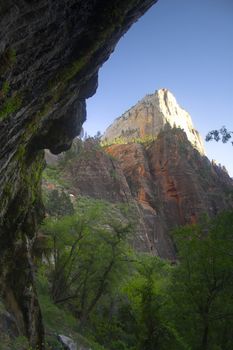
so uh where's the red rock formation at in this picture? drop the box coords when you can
[55,128,233,261]
[105,128,233,259]
[100,87,233,259]
[55,87,233,261]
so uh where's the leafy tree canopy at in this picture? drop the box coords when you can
[206,126,232,145]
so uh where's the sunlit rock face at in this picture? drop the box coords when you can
[103,88,205,155]
[0,0,157,348]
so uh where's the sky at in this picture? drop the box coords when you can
[85,0,233,176]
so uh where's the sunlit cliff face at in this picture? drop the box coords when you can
[103,88,205,155]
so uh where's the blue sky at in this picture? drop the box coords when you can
[85,0,233,176]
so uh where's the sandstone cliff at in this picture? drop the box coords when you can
[102,89,233,257]
[61,139,132,203]
[0,1,157,347]
[55,128,233,261]
[106,127,233,257]
[103,89,205,155]
[56,91,233,261]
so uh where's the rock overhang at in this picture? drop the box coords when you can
[0,1,157,348]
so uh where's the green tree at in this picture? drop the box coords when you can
[170,212,233,350]
[45,189,74,217]
[206,126,233,145]
[121,255,178,350]
[40,200,132,327]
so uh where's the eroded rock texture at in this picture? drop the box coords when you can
[59,129,233,260]
[102,89,233,256]
[105,128,233,258]
[0,1,157,347]
[61,139,132,203]
[61,90,233,260]
[103,89,205,155]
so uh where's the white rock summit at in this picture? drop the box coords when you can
[102,88,205,155]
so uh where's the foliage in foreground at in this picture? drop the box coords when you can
[37,202,233,350]
[170,212,233,350]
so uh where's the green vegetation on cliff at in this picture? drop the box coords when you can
[101,135,157,147]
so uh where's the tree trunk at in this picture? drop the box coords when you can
[201,321,209,350]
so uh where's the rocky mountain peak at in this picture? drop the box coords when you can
[103,88,205,155]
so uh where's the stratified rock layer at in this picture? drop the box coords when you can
[0,1,157,347]
[62,139,132,203]
[59,129,233,260]
[106,128,233,258]
[103,89,205,155]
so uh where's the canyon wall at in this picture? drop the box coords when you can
[106,127,233,257]
[60,90,233,260]
[61,129,233,260]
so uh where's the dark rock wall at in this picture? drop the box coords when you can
[0,1,157,347]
